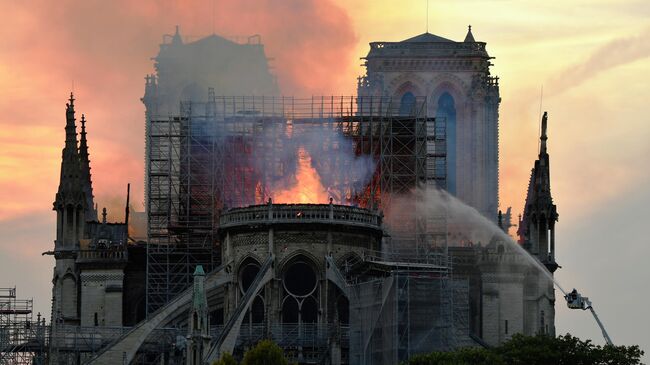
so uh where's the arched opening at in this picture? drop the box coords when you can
[250,296,265,323]
[282,297,299,323]
[239,258,261,293]
[65,205,74,243]
[239,258,265,328]
[61,275,77,319]
[283,261,317,297]
[399,92,416,116]
[301,296,318,324]
[437,92,457,195]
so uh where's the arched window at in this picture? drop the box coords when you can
[399,92,416,116]
[281,257,320,326]
[61,275,77,319]
[250,296,265,324]
[301,296,318,324]
[437,92,457,195]
[281,297,299,323]
[238,258,265,326]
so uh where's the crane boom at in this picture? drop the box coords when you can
[565,288,613,346]
[588,306,613,346]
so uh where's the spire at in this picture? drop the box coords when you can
[63,92,78,159]
[55,93,82,206]
[79,114,97,221]
[540,111,548,156]
[54,93,88,250]
[171,25,183,46]
[187,264,211,365]
[518,111,558,272]
[464,25,476,42]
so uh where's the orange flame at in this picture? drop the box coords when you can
[273,147,329,204]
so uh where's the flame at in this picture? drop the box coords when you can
[273,147,329,204]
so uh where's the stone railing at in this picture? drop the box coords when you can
[76,249,128,263]
[219,203,382,230]
[370,40,487,53]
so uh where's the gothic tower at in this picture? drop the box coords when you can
[517,111,558,336]
[358,26,500,221]
[51,93,95,325]
[518,111,559,272]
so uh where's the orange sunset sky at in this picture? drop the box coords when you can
[0,0,648,354]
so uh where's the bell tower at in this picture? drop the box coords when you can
[358,26,501,221]
[51,93,95,325]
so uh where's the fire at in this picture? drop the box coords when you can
[273,147,329,204]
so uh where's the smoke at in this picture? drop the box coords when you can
[95,193,129,223]
[547,27,650,96]
[231,121,376,205]
[385,186,566,294]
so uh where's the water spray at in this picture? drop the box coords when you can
[389,187,615,346]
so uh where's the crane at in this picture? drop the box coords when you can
[564,289,613,346]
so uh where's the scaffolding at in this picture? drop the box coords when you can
[146,95,445,315]
[48,324,182,364]
[347,256,470,365]
[0,288,47,364]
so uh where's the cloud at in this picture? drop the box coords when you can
[0,0,358,224]
[546,27,650,96]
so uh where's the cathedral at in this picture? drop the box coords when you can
[47,27,559,365]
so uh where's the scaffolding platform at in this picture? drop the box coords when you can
[145,95,446,316]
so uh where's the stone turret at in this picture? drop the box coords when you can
[187,265,211,365]
[51,93,88,329]
[53,93,92,251]
[464,25,476,42]
[518,111,559,272]
[515,111,558,337]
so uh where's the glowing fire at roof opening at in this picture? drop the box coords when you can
[273,147,329,204]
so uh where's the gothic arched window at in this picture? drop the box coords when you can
[437,92,457,195]
[399,92,416,116]
[61,275,77,319]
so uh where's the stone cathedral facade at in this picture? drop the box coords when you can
[48,94,147,364]
[44,27,560,364]
[358,26,500,220]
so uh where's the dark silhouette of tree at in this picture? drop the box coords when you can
[407,334,644,365]
[212,352,237,365]
[241,339,288,365]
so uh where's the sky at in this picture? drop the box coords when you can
[0,0,648,355]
